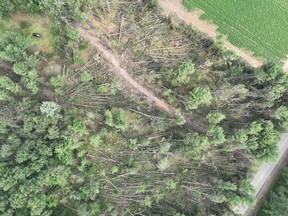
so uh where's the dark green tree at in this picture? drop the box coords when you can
[259,167,288,216]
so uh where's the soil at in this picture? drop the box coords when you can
[158,0,263,68]
[78,28,174,114]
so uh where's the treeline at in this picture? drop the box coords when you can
[258,167,288,215]
[0,0,93,21]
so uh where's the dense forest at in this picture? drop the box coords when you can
[258,167,288,216]
[0,0,288,215]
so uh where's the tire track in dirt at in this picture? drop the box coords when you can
[79,28,173,114]
[159,0,264,68]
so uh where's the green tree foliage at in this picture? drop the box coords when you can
[149,0,159,6]
[40,101,61,117]
[207,125,226,145]
[79,39,89,50]
[232,129,248,144]
[259,167,288,216]
[183,132,210,161]
[175,61,195,84]
[80,71,92,82]
[257,61,283,83]
[0,90,9,101]
[50,74,65,87]
[13,57,38,76]
[0,0,15,18]
[0,0,93,22]
[50,74,66,93]
[105,108,128,131]
[186,87,213,110]
[67,27,79,42]
[246,121,279,162]
[22,76,39,94]
[175,109,186,125]
[207,112,226,125]
[0,97,86,215]
[0,76,20,93]
[0,32,39,94]
[274,106,288,120]
[0,31,32,62]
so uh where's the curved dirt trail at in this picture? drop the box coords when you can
[159,0,263,68]
[79,28,173,114]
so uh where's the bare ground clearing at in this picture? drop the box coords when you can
[159,0,264,68]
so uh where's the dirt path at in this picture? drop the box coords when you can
[78,28,173,114]
[159,0,263,68]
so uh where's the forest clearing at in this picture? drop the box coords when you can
[0,12,53,52]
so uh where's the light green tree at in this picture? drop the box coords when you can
[207,112,226,125]
[186,87,213,110]
[40,101,61,117]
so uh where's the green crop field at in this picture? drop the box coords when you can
[182,0,288,60]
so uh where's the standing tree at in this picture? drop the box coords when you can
[186,87,213,110]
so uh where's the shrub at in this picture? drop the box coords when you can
[19,21,32,29]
